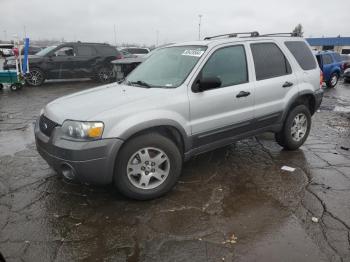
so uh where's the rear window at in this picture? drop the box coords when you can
[323,54,333,64]
[285,41,317,70]
[251,43,291,81]
[125,48,149,54]
[97,45,118,56]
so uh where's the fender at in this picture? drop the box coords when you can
[280,90,316,123]
[104,110,192,152]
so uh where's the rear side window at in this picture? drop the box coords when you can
[97,46,118,56]
[323,54,333,64]
[285,41,317,70]
[77,45,96,56]
[201,45,248,87]
[251,43,291,81]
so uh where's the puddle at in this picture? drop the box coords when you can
[0,125,34,157]
[333,105,350,113]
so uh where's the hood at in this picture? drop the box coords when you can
[6,55,42,61]
[44,83,168,124]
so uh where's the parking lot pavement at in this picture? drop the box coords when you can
[0,80,349,262]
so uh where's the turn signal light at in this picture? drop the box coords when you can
[320,71,323,87]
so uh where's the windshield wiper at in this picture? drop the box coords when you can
[129,80,152,88]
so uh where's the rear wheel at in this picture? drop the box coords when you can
[275,105,311,150]
[114,133,182,200]
[326,73,338,88]
[25,68,45,86]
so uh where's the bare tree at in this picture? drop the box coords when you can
[292,24,304,37]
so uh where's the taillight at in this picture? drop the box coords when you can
[116,54,123,59]
[320,71,323,87]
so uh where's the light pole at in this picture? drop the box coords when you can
[113,24,117,47]
[198,14,202,40]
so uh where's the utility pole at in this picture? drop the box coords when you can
[23,25,27,38]
[113,24,117,47]
[156,30,159,46]
[198,14,202,40]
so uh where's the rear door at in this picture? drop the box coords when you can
[249,42,297,125]
[74,45,97,77]
[188,43,255,147]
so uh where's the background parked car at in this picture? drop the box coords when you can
[3,42,121,86]
[340,54,350,70]
[315,51,344,88]
[344,68,350,82]
[119,49,138,58]
[120,47,150,57]
[0,44,14,57]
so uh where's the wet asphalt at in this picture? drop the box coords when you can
[0,74,349,261]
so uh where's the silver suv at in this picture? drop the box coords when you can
[35,32,323,200]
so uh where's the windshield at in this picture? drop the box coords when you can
[36,46,57,56]
[126,46,207,88]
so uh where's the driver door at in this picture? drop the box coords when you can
[188,44,255,148]
[47,46,75,79]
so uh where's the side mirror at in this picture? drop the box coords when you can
[192,76,222,92]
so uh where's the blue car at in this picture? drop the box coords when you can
[315,51,344,88]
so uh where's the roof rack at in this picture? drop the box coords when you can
[258,32,299,37]
[204,31,300,40]
[204,31,259,40]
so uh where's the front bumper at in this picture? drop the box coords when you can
[34,118,124,185]
[314,89,324,111]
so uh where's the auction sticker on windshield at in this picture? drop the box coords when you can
[182,50,205,57]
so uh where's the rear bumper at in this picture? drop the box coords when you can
[34,118,124,185]
[314,89,323,111]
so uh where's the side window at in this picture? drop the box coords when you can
[201,45,248,87]
[77,45,96,56]
[323,54,333,64]
[251,43,292,81]
[285,41,317,70]
[54,47,74,57]
[98,46,117,56]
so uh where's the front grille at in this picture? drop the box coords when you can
[39,115,58,137]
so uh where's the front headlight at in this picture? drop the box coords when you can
[61,120,104,140]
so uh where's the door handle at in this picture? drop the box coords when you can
[236,91,250,98]
[282,81,293,88]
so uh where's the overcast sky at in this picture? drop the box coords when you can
[0,0,349,46]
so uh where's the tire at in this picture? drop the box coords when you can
[326,73,338,88]
[275,105,311,150]
[10,83,22,91]
[25,68,45,86]
[95,66,113,83]
[114,133,182,200]
[0,84,3,90]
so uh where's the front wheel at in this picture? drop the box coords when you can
[326,73,338,88]
[25,68,45,86]
[114,133,182,200]
[275,105,311,150]
[10,83,22,91]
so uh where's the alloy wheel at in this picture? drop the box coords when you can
[291,113,308,142]
[127,147,170,190]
